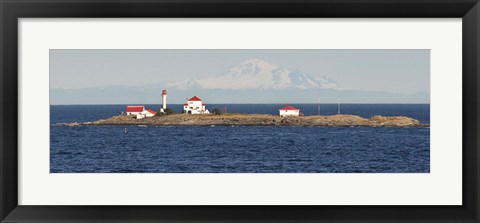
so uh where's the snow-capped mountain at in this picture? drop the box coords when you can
[167,59,338,90]
[50,58,429,104]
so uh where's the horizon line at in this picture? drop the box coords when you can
[50,102,431,106]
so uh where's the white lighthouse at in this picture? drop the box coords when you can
[161,89,167,113]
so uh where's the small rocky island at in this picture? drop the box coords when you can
[56,114,428,127]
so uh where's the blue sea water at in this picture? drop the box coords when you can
[50,104,430,173]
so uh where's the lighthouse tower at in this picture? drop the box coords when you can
[161,89,167,112]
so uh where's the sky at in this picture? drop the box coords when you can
[50,49,430,95]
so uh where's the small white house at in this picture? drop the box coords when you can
[126,106,157,119]
[136,109,157,119]
[279,105,300,117]
[126,106,145,115]
[183,96,210,114]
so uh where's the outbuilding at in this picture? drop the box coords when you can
[136,109,157,119]
[279,105,300,117]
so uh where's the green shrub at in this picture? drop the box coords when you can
[211,108,222,115]
[164,107,174,115]
[155,107,174,116]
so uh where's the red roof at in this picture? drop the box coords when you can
[146,109,157,114]
[126,106,144,113]
[183,104,188,106]
[188,96,202,101]
[279,105,299,111]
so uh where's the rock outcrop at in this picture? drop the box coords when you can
[55,114,427,127]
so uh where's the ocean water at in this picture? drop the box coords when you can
[50,104,430,173]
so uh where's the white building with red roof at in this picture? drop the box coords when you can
[279,105,300,117]
[126,106,157,119]
[137,109,157,119]
[183,96,210,114]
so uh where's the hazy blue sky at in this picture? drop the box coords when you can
[50,49,429,94]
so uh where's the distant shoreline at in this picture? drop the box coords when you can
[55,114,428,127]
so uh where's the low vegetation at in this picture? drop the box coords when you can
[164,107,174,115]
[211,108,222,115]
[155,107,174,116]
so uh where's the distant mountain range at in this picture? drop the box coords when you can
[50,59,429,104]
[166,58,338,90]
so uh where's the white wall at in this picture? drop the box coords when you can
[184,100,206,114]
[127,111,142,115]
[279,110,300,117]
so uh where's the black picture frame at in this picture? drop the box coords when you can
[1,0,479,222]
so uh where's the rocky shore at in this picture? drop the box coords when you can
[55,114,428,127]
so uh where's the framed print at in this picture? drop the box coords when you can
[1,0,479,222]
